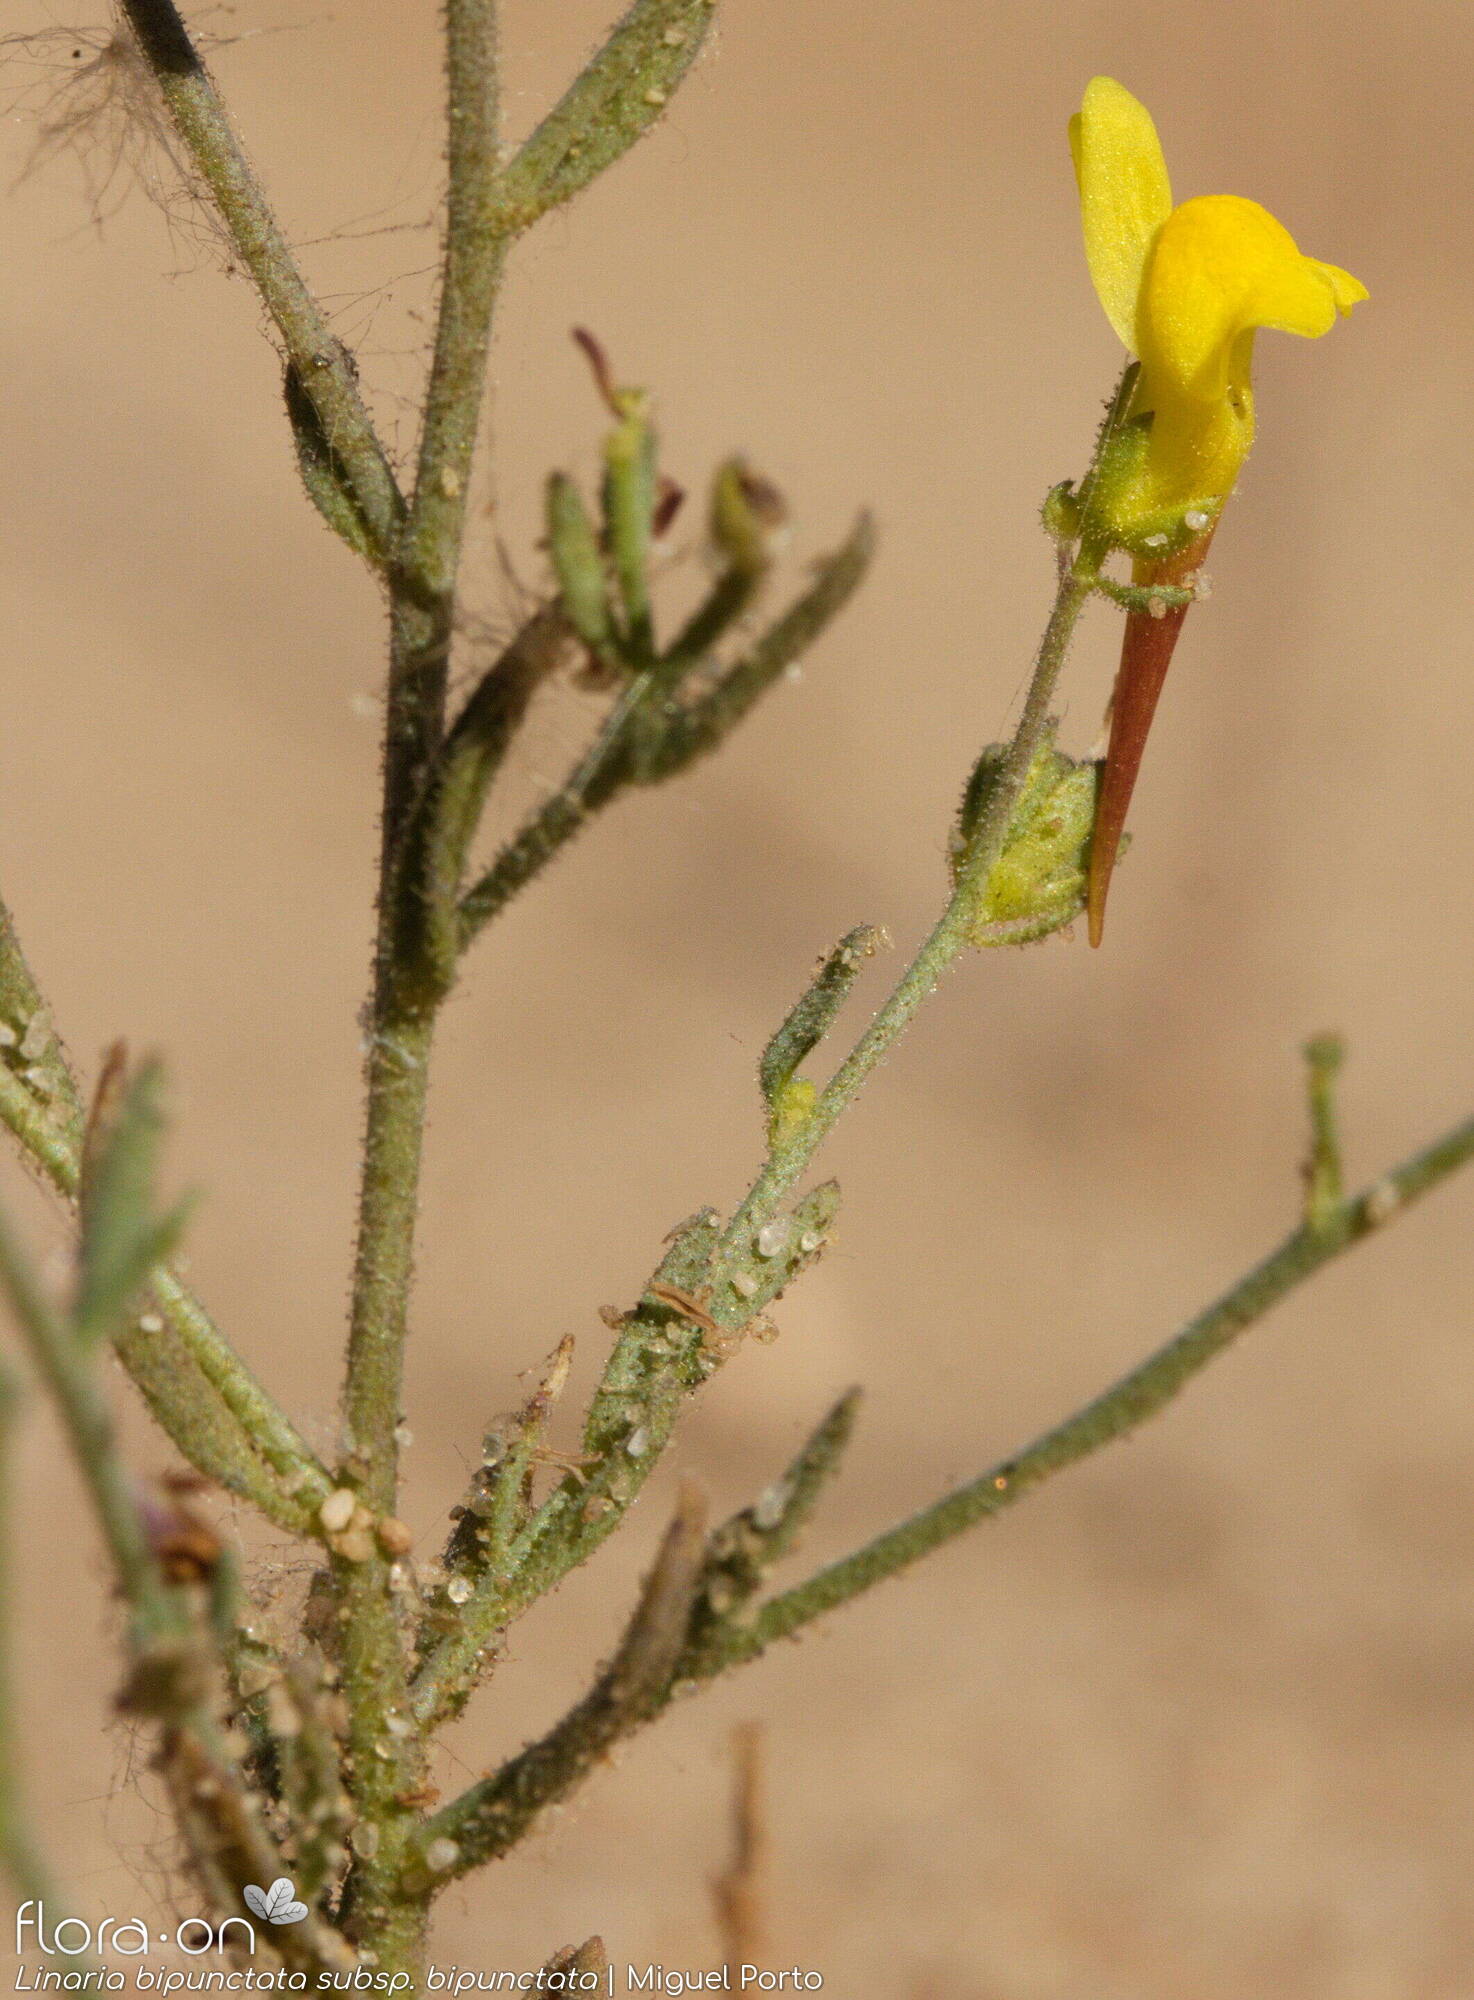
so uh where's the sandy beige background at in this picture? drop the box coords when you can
[3,1,1473,1994]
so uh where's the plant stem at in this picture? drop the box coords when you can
[335,2,507,1967]
[420,1101,1474,1875]
[0,1025,329,1528]
[340,1015,434,1516]
[713,533,1104,1299]
[400,0,502,604]
[340,0,506,1488]
[378,0,505,888]
[409,527,1104,1734]
[411,522,1095,1722]
[705,374,1141,1297]
[0,1371,79,1936]
[456,514,875,948]
[698,1108,1474,1668]
[117,0,403,553]
[413,1484,709,1880]
[316,1005,438,1967]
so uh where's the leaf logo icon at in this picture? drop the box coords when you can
[243,1879,310,1925]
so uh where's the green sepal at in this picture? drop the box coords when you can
[1085,412,1222,558]
[952,734,1099,945]
[1040,480,1082,543]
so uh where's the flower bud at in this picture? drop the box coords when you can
[711,457,788,576]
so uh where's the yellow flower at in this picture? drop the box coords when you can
[1070,76,1367,540]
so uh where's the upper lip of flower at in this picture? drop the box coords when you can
[1069,75,1367,514]
[1069,76,1176,355]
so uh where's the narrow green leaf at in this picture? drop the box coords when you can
[759,927,888,1114]
[720,1180,841,1324]
[547,472,615,655]
[691,1386,862,1628]
[601,402,659,659]
[76,1059,192,1346]
[492,0,717,237]
[284,362,384,569]
[390,609,569,1005]
[663,565,758,679]
[639,512,875,780]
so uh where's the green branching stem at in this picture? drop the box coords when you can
[383,0,504,905]
[343,0,509,1508]
[692,1107,1474,1668]
[418,1106,1474,1876]
[335,0,507,1964]
[712,528,1105,1307]
[0,1370,77,1934]
[702,374,1140,1301]
[413,1483,709,1885]
[331,0,739,1963]
[0,1138,353,1975]
[456,514,875,948]
[117,0,403,555]
[411,1383,858,1861]
[0,907,328,1529]
[408,1189,839,1729]
[9,0,1465,1972]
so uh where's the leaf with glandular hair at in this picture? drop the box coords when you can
[759,926,887,1120]
[724,1180,841,1323]
[547,472,615,656]
[242,1878,310,1926]
[75,1057,192,1346]
[493,0,716,239]
[284,361,383,568]
[389,608,570,1007]
[637,512,875,781]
